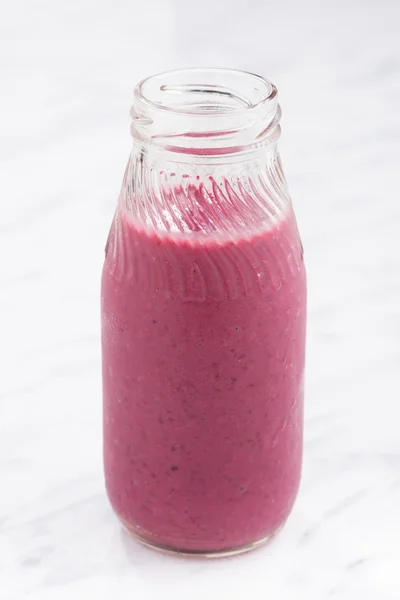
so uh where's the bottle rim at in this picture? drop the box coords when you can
[134,68,277,116]
[131,68,281,156]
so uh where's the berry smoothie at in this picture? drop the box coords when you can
[102,182,306,553]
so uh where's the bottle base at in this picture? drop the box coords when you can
[121,519,281,558]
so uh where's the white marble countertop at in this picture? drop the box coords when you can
[1,0,399,598]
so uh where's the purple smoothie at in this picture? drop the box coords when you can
[102,180,306,553]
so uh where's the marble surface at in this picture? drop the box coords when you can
[1,0,399,598]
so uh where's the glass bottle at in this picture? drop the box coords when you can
[101,68,306,557]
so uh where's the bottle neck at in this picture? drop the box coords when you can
[131,135,280,169]
[130,68,281,161]
[120,69,290,236]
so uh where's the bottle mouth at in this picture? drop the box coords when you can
[131,68,281,156]
[135,68,276,115]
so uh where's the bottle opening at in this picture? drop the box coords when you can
[131,68,281,155]
[137,69,276,114]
